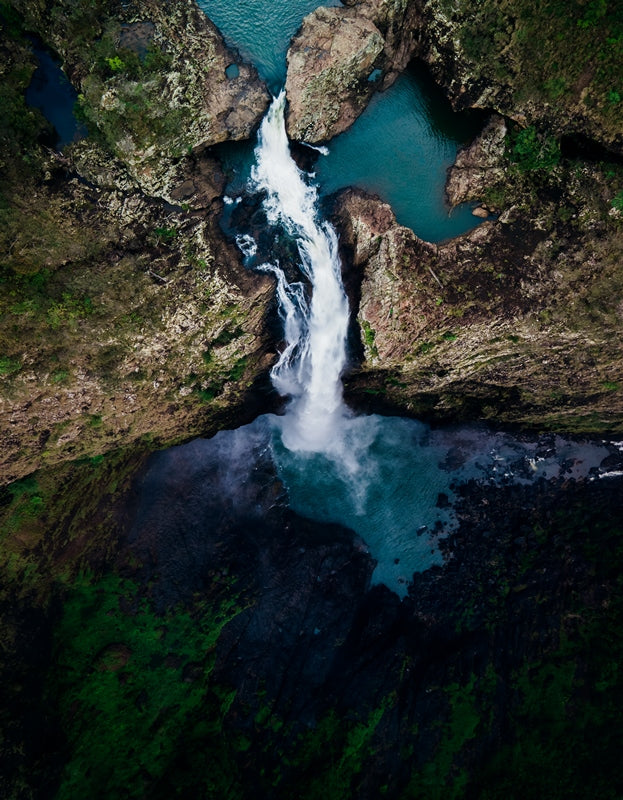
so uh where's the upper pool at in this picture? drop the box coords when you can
[315,62,485,242]
[200,2,485,242]
[196,0,341,92]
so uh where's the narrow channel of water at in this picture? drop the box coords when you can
[25,40,86,149]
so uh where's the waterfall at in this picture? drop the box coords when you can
[248,91,351,454]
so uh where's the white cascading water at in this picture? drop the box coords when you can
[248,91,351,454]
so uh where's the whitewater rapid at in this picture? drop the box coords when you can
[247,91,351,454]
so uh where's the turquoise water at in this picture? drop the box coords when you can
[217,66,483,243]
[196,0,341,91]
[315,63,484,241]
[199,1,483,241]
[137,414,616,597]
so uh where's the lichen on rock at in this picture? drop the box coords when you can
[10,0,270,201]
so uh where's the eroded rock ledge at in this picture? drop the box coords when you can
[335,181,623,432]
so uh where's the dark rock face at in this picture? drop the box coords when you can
[99,434,623,797]
[333,179,623,433]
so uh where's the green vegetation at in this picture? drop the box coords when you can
[611,189,623,211]
[50,571,244,800]
[508,125,561,172]
[450,0,623,134]
[361,319,379,358]
[280,698,392,800]
[408,676,482,799]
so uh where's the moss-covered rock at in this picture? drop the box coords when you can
[0,4,277,483]
[8,0,270,200]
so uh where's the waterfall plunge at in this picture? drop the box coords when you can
[249,92,352,455]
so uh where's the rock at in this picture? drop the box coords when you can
[14,0,270,201]
[334,186,623,432]
[446,115,507,208]
[411,0,622,155]
[285,7,385,143]
[472,206,489,218]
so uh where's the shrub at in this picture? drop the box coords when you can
[508,126,561,172]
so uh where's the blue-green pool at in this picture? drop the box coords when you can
[315,63,484,241]
[199,2,484,241]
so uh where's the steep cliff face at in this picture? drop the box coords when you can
[412,0,623,156]
[335,151,623,431]
[0,148,275,483]
[0,3,275,482]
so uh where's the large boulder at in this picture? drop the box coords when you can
[285,6,385,143]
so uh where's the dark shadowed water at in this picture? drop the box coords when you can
[135,414,622,597]
[25,41,86,148]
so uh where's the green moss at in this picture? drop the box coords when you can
[49,571,245,800]
[406,675,481,799]
[508,125,561,172]
[228,356,248,382]
[288,697,391,800]
[0,354,21,375]
[361,319,379,358]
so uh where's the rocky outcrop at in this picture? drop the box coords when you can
[413,0,623,155]
[445,114,507,208]
[0,144,275,483]
[335,181,623,432]
[285,7,385,143]
[12,0,270,201]
[285,0,423,142]
[288,0,622,154]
